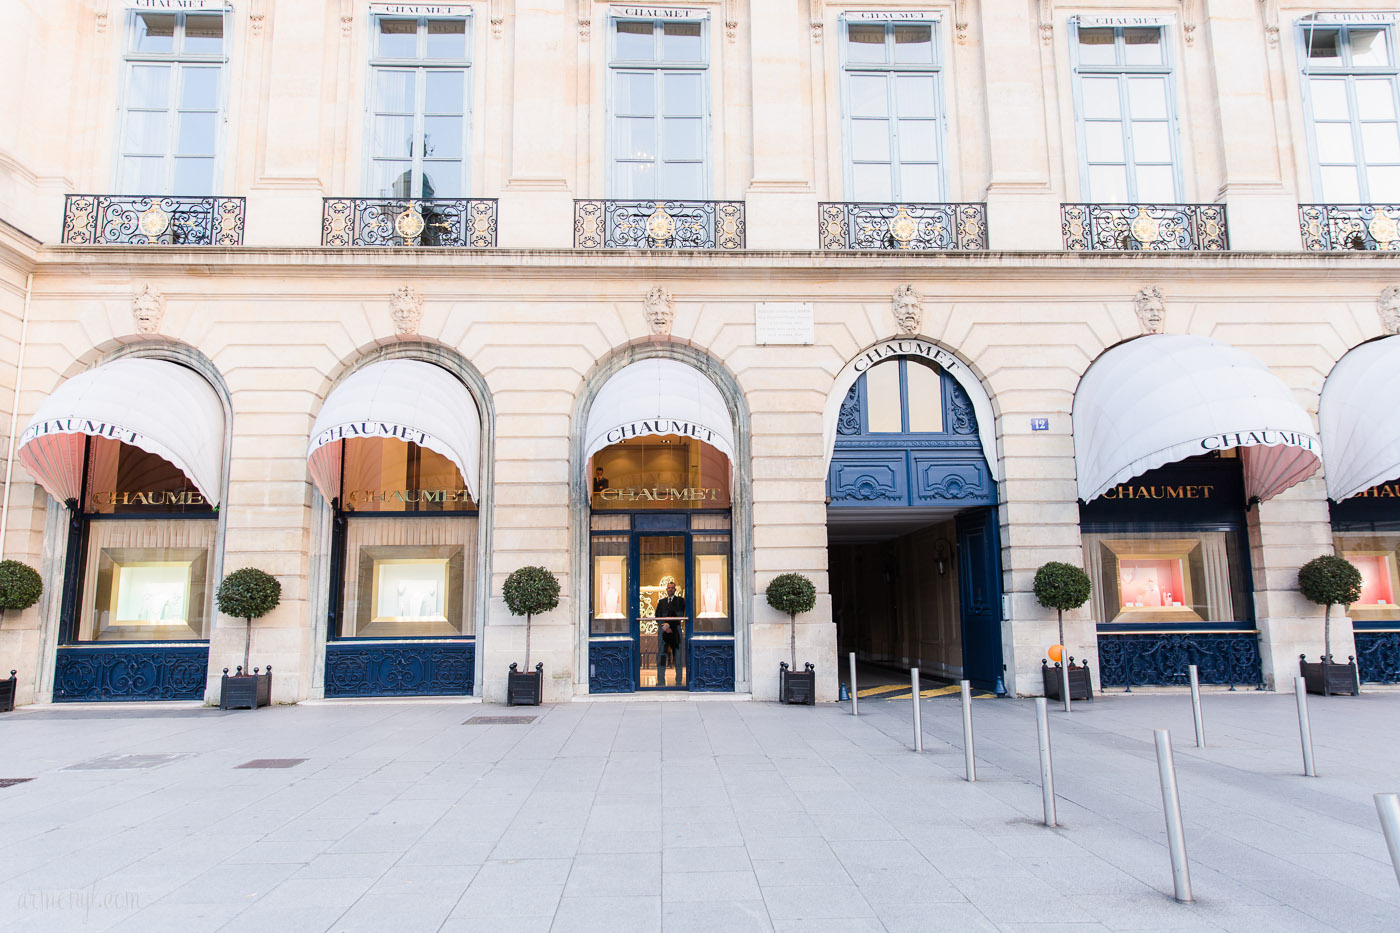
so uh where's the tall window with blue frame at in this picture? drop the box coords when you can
[118,8,227,195]
[608,15,709,199]
[368,14,472,199]
[1299,20,1400,202]
[1070,22,1181,203]
[842,17,945,202]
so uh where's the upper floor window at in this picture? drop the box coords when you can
[849,358,945,436]
[842,18,944,202]
[1071,22,1181,203]
[118,10,226,195]
[1300,22,1400,202]
[369,15,472,199]
[608,16,709,199]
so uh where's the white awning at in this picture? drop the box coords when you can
[584,358,735,461]
[17,358,226,505]
[1320,335,1400,501]
[307,359,482,503]
[1074,335,1321,503]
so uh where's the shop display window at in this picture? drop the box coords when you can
[692,535,731,633]
[1333,533,1400,623]
[591,539,629,635]
[1082,529,1251,627]
[590,434,730,510]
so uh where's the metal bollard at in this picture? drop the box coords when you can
[911,667,923,752]
[1188,665,1205,748]
[849,652,859,716]
[1295,676,1317,777]
[1375,793,1400,889]
[1062,660,1072,714]
[960,679,976,782]
[1153,730,1194,903]
[1035,698,1056,827]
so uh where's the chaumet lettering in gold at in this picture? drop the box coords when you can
[596,487,720,502]
[92,490,207,507]
[1100,485,1213,500]
[1356,484,1400,498]
[347,489,472,504]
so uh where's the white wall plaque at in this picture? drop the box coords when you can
[610,5,711,21]
[369,2,473,15]
[755,303,815,345]
[845,10,941,21]
[1073,14,1176,27]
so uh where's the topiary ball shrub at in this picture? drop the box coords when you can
[1033,562,1092,613]
[1298,555,1363,610]
[766,573,817,618]
[503,566,560,618]
[216,567,282,621]
[0,560,42,616]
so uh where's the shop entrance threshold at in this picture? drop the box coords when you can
[572,692,752,703]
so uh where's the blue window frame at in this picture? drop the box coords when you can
[368,14,473,199]
[117,8,228,195]
[1298,21,1400,202]
[840,17,945,202]
[1069,22,1182,203]
[607,16,710,199]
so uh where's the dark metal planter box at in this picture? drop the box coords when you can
[0,670,15,712]
[507,662,543,706]
[220,667,272,710]
[1299,655,1360,696]
[1042,659,1094,702]
[780,662,816,705]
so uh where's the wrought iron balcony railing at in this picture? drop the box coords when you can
[61,195,245,246]
[1299,204,1400,251]
[1061,203,1229,251]
[574,200,745,249]
[321,198,498,247]
[818,202,988,251]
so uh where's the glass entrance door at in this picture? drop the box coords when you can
[638,534,688,689]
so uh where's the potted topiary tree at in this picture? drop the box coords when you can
[1034,561,1094,709]
[1297,555,1363,696]
[0,560,42,713]
[503,565,559,706]
[766,573,817,705]
[215,567,281,710]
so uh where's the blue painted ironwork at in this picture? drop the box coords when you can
[54,645,209,701]
[324,641,474,697]
[690,640,735,692]
[818,202,989,251]
[321,198,498,247]
[1061,203,1229,251]
[574,200,745,249]
[1299,204,1400,251]
[1097,632,1262,687]
[61,195,246,246]
[589,641,634,693]
[1355,631,1400,684]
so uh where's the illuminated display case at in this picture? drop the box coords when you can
[347,543,466,637]
[370,558,450,624]
[695,555,727,617]
[111,561,194,625]
[1084,535,1229,626]
[82,533,214,641]
[1340,547,1400,622]
[594,554,627,619]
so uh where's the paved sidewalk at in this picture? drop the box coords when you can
[1,690,1398,931]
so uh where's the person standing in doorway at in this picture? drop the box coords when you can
[655,577,685,686]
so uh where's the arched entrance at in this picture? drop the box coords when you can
[824,339,1004,688]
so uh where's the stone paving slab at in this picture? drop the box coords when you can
[0,691,1397,931]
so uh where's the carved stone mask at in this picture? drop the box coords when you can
[390,286,423,336]
[645,286,675,336]
[1380,285,1400,336]
[132,284,165,334]
[1134,286,1165,335]
[892,285,923,336]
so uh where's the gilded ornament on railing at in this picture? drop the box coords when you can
[1061,203,1228,251]
[573,200,746,249]
[319,198,498,247]
[61,195,246,246]
[395,206,427,239]
[1129,211,1160,244]
[817,202,989,251]
[1369,212,1398,246]
[889,206,918,246]
[138,205,171,237]
[1299,204,1400,251]
[645,204,676,242]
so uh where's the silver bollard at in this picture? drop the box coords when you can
[1188,665,1205,748]
[1035,697,1056,827]
[1375,793,1400,889]
[849,652,859,716]
[1295,676,1317,777]
[1061,659,1072,714]
[960,679,976,782]
[911,667,923,752]
[1153,729,1194,903]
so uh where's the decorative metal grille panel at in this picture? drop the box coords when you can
[1061,203,1229,251]
[818,202,988,251]
[324,642,475,697]
[235,759,307,769]
[690,640,735,692]
[1097,632,1261,687]
[1355,631,1400,684]
[321,198,498,247]
[54,646,209,701]
[466,716,536,725]
[589,642,634,693]
[61,195,245,246]
[1299,205,1400,251]
[574,200,745,249]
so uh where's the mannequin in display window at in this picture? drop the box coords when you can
[654,577,685,685]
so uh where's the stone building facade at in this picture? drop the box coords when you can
[0,0,1398,706]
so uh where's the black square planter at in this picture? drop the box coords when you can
[508,662,543,706]
[1042,659,1094,702]
[1300,655,1359,696]
[0,669,16,712]
[780,662,816,705]
[220,667,272,710]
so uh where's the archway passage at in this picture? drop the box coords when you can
[826,353,1003,690]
